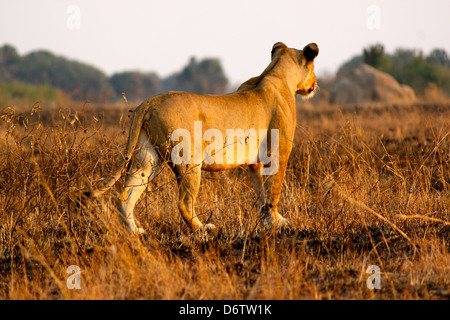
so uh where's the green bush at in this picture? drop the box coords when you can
[0,82,69,107]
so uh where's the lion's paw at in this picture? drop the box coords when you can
[262,213,291,231]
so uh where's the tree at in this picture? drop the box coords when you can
[0,44,20,82]
[14,50,115,101]
[110,71,161,101]
[164,57,229,94]
[363,44,387,68]
[392,48,418,64]
[0,44,231,102]
[427,49,450,67]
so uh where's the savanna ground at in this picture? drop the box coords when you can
[0,97,449,300]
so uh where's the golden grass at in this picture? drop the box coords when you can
[0,100,448,299]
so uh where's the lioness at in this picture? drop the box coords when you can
[89,42,319,233]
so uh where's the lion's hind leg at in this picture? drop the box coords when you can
[249,163,265,208]
[117,131,159,234]
[261,159,290,230]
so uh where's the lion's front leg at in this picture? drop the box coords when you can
[172,163,216,232]
[261,158,290,229]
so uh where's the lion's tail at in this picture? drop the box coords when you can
[73,100,153,200]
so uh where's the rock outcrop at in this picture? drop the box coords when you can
[330,64,416,104]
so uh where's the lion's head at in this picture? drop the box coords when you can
[269,42,319,98]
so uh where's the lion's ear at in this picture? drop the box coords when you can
[303,43,319,62]
[271,42,287,59]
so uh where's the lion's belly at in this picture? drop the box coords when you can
[199,134,261,171]
[201,162,253,172]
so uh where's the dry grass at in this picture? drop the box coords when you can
[0,99,449,300]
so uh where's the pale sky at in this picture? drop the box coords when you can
[1,0,449,86]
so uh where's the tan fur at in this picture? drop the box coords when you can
[92,42,319,233]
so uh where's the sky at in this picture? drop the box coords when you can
[1,0,449,86]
